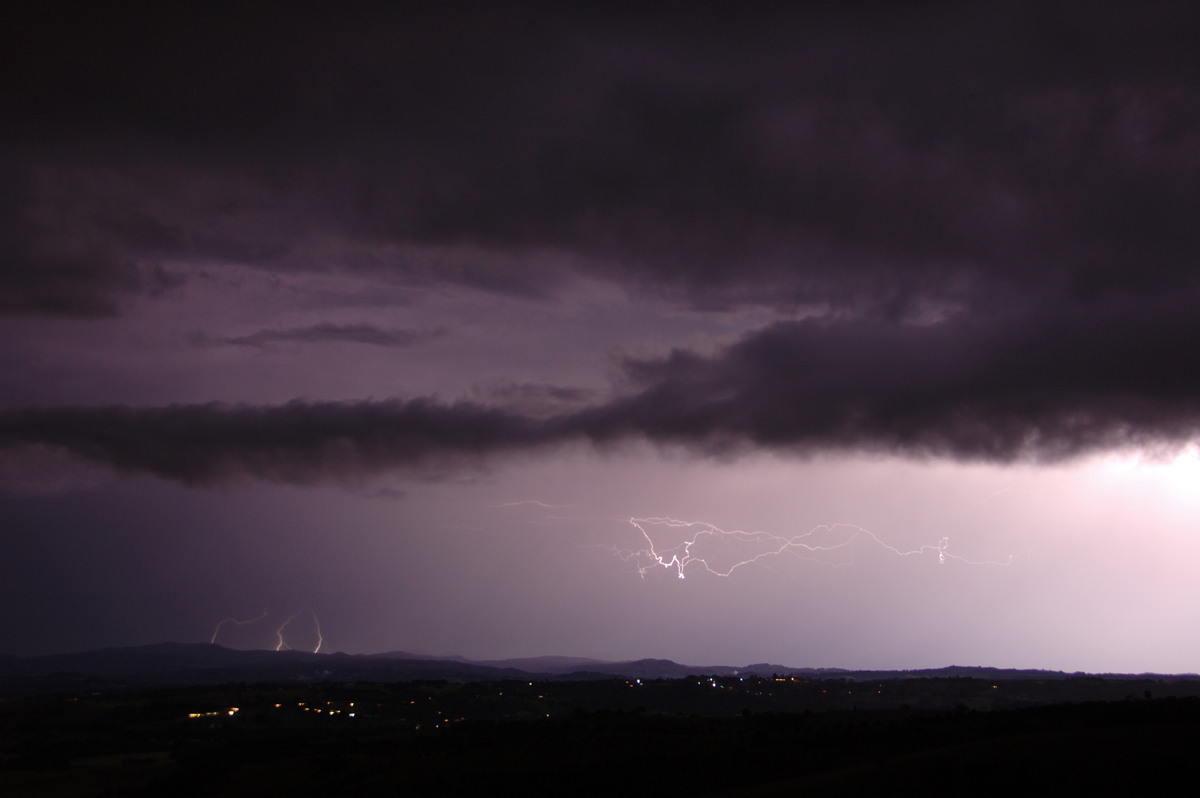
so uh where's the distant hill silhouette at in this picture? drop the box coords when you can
[2,642,1196,698]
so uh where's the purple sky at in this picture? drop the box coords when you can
[2,3,1199,671]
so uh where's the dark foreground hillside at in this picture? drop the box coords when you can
[3,679,1198,796]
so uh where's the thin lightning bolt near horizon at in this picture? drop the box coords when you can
[619,516,1014,580]
[274,608,324,654]
[274,609,305,651]
[210,609,269,644]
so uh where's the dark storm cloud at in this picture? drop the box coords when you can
[4,296,1198,485]
[0,399,550,486]
[472,380,597,418]
[581,300,1200,460]
[210,324,445,349]
[0,163,159,316]
[5,3,1200,315]
[3,3,1198,480]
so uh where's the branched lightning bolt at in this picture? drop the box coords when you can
[274,608,325,653]
[210,608,269,644]
[618,516,1013,580]
[210,607,324,652]
[275,609,305,651]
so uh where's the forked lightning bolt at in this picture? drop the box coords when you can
[620,516,1012,579]
[210,609,269,644]
[210,608,324,652]
[274,608,324,653]
[274,609,304,651]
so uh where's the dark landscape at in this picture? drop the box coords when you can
[4,644,1200,796]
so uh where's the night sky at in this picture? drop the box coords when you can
[3,3,1199,671]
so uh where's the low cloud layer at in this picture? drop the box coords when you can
[589,302,1200,460]
[5,298,1197,486]
[0,399,548,486]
